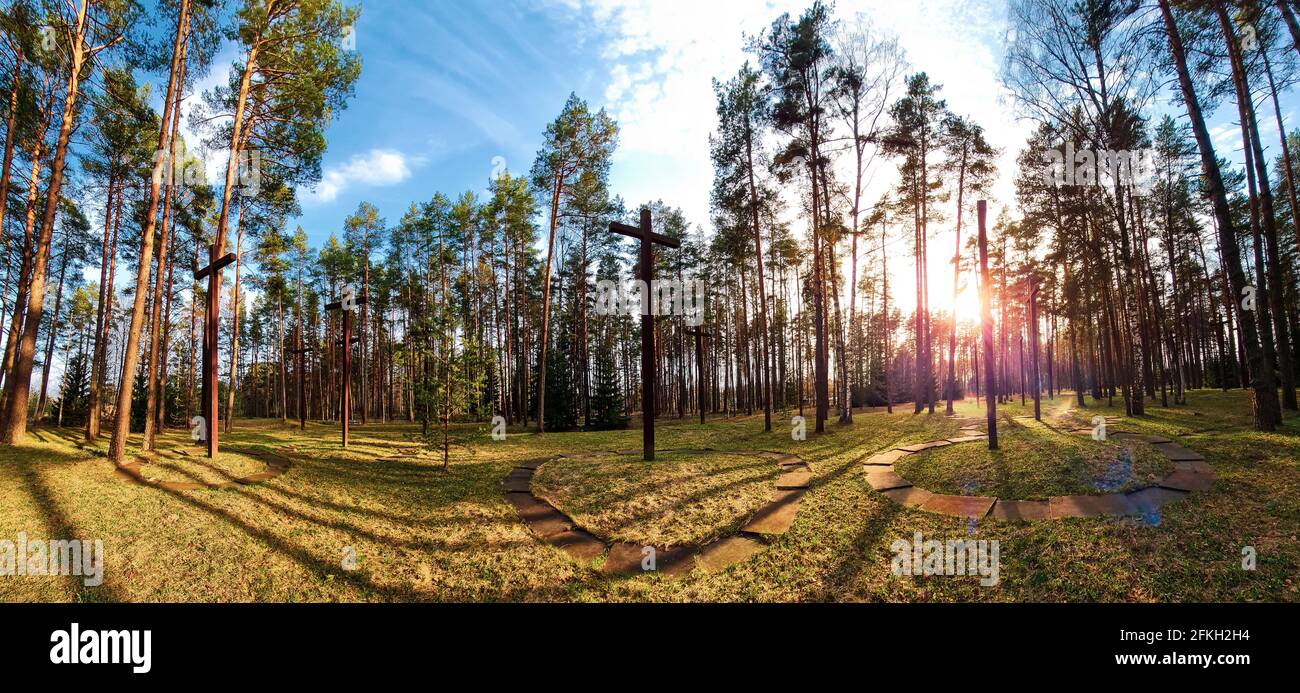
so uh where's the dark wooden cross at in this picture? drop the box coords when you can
[609,208,680,461]
[325,289,367,448]
[685,327,712,425]
[193,243,236,458]
[290,326,313,431]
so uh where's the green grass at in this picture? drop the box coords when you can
[533,450,778,547]
[1,389,1297,603]
[895,407,1171,499]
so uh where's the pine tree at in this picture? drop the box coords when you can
[57,352,92,427]
[589,332,627,430]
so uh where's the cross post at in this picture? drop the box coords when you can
[193,243,236,458]
[609,208,680,461]
[326,290,367,448]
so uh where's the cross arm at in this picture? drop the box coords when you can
[608,221,681,249]
[325,296,369,312]
[194,253,238,281]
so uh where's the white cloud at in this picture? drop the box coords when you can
[563,0,1030,317]
[303,148,418,204]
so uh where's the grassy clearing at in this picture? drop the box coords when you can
[1,390,1296,603]
[533,450,777,547]
[895,409,1171,499]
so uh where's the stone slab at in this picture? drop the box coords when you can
[1153,442,1205,462]
[740,490,803,534]
[774,454,803,467]
[1110,432,1172,444]
[697,535,765,573]
[919,494,995,519]
[504,494,573,537]
[501,477,532,493]
[548,530,606,561]
[864,449,910,466]
[946,435,988,444]
[880,486,934,509]
[602,543,651,575]
[866,469,912,491]
[514,458,546,470]
[897,440,953,453]
[776,468,811,490]
[1159,470,1215,492]
[1048,494,1137,518]
[1172,460,1214,475]
[1127,486,1190,513]
[601,543,693,576]
[989,499,1051,521]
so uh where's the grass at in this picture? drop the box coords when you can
[1,389,1297,603]
[532,450,778,547]
[895,406,1172,499]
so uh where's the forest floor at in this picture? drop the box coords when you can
[1,388,1296,602]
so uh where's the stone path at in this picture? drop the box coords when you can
[502,449,812,577]
[116,446,292,491]
[865,418,1216,521]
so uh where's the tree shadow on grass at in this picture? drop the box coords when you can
[12,449,123,603]
[139,475,564,602]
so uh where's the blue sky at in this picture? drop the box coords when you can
[172,0,1298,312]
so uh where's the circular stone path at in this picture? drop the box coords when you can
[502,449,811,576]
[117,446,292,492]
[864,419,1215,521]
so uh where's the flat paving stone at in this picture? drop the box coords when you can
[919,494,994,519]
[514,459,546,470]
[1173,460,1214,475]
[776,468,812,490]
[1127,486,1190,513]
[1110,432,1172,444]
[864,449,910,466]
[602,543,651,574]
[504,494,573,537]
[501,477,532,493]
[946,435,988,444]
[881,486,933,509]
[1048,494,1137,518]
[548,530,606,561]
[774,454,803,467]
[697,535,765,573]
[741,490,803,534]
[1159,470,1215,492]
[601,543,693,575]
[866,469,912,491]
[989,499,1051,521]
[897,440,953,453]
[1153,442,1205,461]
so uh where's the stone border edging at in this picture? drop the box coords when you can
[865,421,1215,521]
[502,448,811,577]
[116,446,292,491]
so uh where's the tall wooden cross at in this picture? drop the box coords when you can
[290,325,313,431]
[685,327,712,425]
[194,243,236,458]
[609,208,680,461]
[325,289,367,448]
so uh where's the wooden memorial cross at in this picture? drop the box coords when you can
[194,243,237,458]
[609,208,681,461]
[325,289,367,447]
[684,327,712,425]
